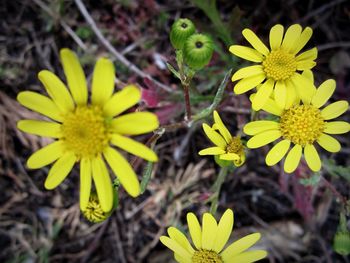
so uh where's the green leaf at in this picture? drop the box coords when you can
[323,159,350,182]
[140,161,154,194]
[299,173,321,186]
[166,62,181,79]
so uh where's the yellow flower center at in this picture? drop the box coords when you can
[262,50,297,81]
[226,136,243,154]
[82,193,110,223]
[192,249,223,263]
[280,105,325,146]
[61,106,111,159]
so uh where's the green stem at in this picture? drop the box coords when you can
[192,69,232,122]
[210,166,229,215]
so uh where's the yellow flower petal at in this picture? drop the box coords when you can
[229,45,264,62]
[265,139,291,166]
[234,74,266,94]
[27,141,64,169]
[296,47,318,61]
[284,144,302,173]
[281,24,302,51]
[159,236,193,259]
[103,85,141,117]
[254,95,283,116]
[187,213,202,250]
[199,147,226,155]
[60,48,87,105]
[17,91,63,122]
[103,147,140,197]
[285,79,299,109]
[321,101,349,120]
[296,60,316,70]
[221,233,262,260]
[111,134,158,162]
[242,29,269,56]
[291,27,313,54]
[202,123,227,148]
[269,24,284,51]
[201,213,218,251]
[302,69,314,83]
[92,58,115,106]
[174,253,191,263]
[17,120,61,138]
[44,152,76,190]
[231,65,264,82]
[243,121,279,136]
[167,227,195,255]
[228,250,268,263]
[317,134,341,153]
[38,70,74,113]
[252,78,274,111]
[91,157,113,212]
[80,158,92,211]
[213,110,232,143]
[212,209,234,253]
[290,73,316,105]
[274,80,286,109]
[311,79,336,108]
[324,121,350,134]
[247,130,281,148]
[304,144,321,172]
[111,112,159,135]
[220,153,239,160]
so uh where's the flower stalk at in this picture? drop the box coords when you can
[210,166,229,215]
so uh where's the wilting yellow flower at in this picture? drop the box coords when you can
[244,77,350,173]
[17,48,159,212]
[230,24,317,111]
[199,111,245,167]
[160,209,267,263]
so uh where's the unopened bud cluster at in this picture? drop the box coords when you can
[170,18,214,70]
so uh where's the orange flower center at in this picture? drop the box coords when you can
[61,106,111,159]
[263,49,297,81]
[226,136,243,154]
[280,105,325,146]
[192,249,223,263]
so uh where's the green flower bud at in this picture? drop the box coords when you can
[333,231,350,256]
[170,18,196,50]
[214,155,232,168]
[82,190,118,223]
[183,34,214,70]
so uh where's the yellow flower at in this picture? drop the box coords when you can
[160,209,267,263]
[199,111,245,167]
[82,192,114,223]
[230,24,317,111]
[17,48,159,212]
[244,77,350,173]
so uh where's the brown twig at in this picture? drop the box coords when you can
[33,0,88,50]
[298,0,347,23]
[81,220,109,263]
[74,0,173,93]
[317,41,350,52]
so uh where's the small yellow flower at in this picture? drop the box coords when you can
[244,76,350,173]
[199,111,245,167]
[17,48,159,212]
[160,209,267,263]
[82,192,114,223]
[230,24,317,111]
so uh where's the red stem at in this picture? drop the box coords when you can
[183,84,192,121]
